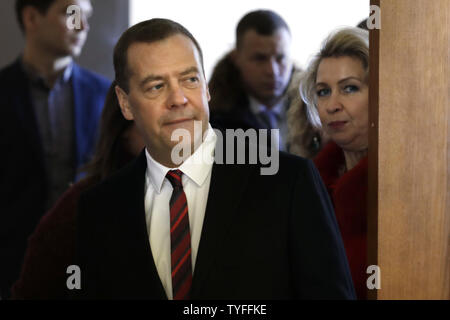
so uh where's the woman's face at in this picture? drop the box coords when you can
[315,56,369,152]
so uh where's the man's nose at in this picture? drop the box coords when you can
[264,58,279,77]
[167,84,188,108]
[77,14,90,32]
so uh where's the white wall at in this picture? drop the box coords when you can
[130,0,369,79]
[0,0,128,79]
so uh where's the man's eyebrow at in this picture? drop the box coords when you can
[139,74,164,87]
[139,67,200,87]
[179,67,199,76]
[251,52,269,58]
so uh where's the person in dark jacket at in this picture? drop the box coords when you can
[75,18,355,300]
[11,83,145,299]
[209,10,322,155]
[0,0,109,299]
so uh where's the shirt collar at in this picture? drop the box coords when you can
[61,63,73,83]
[21,58,73,88]
[248,95,286,117]
[145,123,217,193]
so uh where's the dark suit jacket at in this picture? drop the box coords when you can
[0,58,110,299]
[76,147,356,299]
[211,106,267,132]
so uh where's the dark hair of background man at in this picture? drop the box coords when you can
[357,18,369,31]
[15,0,56,31]
[236,10,291,48]
[113,18,205,94]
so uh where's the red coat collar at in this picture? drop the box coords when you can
[314,142,368,192]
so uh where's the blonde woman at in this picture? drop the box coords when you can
[289,27,369,299]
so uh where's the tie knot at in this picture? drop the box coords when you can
[166,170,183,188]
[259,109,278,129]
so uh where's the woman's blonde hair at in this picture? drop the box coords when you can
[300,27,369,128]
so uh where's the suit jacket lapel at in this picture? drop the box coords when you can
[9,59,44,165]
[191,159,254,298]
[110,151,167,299]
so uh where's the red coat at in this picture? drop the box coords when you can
[314,142,368,299]
[11,180,90,299]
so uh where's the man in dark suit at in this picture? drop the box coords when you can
[0,0,109,299]
[76,18,355,299]
[209,10,322,155]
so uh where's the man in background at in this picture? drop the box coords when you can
[209,10,321,154]
[0,0,109,299]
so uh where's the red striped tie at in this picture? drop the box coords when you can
[166,170,192,300]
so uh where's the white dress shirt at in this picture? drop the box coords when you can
[144,124,216,299]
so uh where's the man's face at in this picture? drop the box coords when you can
[32,0,92,57]
[234,28,293,107]
[116,34,210,167]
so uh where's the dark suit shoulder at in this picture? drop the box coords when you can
[277,151,318,180]
[276,152,329,209]
[242,139,313,177]
[0,60,18,77]
[278,150,310,168]
[0,59,27,89]
[79,151,146,208]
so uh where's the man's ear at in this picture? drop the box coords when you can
[230,48,239,66]
[22,6,41,33]
[206,85,211,102]
[115,85,134,121]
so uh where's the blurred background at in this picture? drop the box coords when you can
[0,0,369,80]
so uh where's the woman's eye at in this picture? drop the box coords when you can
[317,88,330,97]
[343,85,359,93]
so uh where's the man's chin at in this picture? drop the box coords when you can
[66,42,85,57]
[70,47,83,57]
[164,117,207,139]
[164,118,195,129]
[255,92,280,105]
